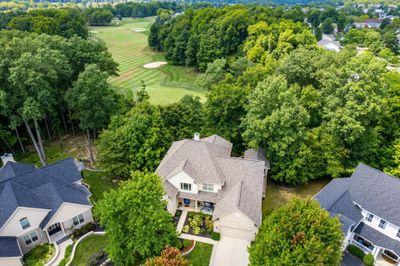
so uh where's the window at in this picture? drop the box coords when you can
[397,229,400,238]
[73,214,85,226]
[366,213,374,222]
[180,183,191,191]
[379,219,387,229]
[23,232,38,245]
[20,218,30,230]
[202,183,214,192]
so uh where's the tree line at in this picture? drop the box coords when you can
[0,30,121,166]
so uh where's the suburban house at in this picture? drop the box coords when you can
[354,19,383,28]
[0,154,93,266]
[156,133,269,241]
[315,164,400,266]
[317,34,343,53]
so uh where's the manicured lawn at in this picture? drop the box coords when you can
[185,242,213,266]
[70,235,108,266]
[82,170,118,202]
[262,177,331,217]
[23,243,55,266]
[91,18,205,105]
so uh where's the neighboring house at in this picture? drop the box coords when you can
[156,134,269,241]
[0,154,92,266]
[315,164,400,266]
[354,19,383,28]
[318,34,343,53]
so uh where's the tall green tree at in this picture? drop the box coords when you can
[95,171,178,266]
[65,64,116,163]
[97,102,171,177]
[249,198,343,266]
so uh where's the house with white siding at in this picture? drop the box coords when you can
[0,154,93,266]
[315,164,400,266]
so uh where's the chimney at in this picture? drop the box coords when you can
[1,153,15,165]
[194,132,200,141]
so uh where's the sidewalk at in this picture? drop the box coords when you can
[176,210,188,233]
[180,233,216,245]
[47,238,73,266]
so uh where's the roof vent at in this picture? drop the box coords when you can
[1,153,15,165]
[194,132,200,141]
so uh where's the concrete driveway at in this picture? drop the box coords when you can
[210,236,250,266]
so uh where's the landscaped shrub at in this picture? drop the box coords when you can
[211,232,220,241]
[182,239,192,249]
[71,222,96,240]
[205,215,214,232]
[347,244,365,259]
[182,225,190,233]
[23,243,55,266]
[363,253,374,266]
[58,244,73,266]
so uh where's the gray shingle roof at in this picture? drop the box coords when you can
[0,237,21,257]
[354,223,400,256]
[0,157,91,230]
[159,135,265,225]
[0,161,36,182]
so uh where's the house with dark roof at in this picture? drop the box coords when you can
[156,133,269,241]
[315,164,400,266]
[0,154,92,266]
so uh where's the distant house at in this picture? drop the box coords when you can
[315,164,400,266]
[354,19,383,29]
[156,134,269,241]
[0,154,92,266]
[318,34,343,52]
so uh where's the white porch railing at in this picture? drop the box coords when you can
[351,240,373,254]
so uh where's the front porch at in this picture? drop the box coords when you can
[178,197,215,215]
[46,222,67,243]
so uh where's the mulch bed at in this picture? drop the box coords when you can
[182,214,212,238]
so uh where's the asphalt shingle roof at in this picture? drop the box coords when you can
[0,237,21,257]
[0,157,91,231]
[0,161,35,182]
[354,223,400,256]
[158,135,265,225]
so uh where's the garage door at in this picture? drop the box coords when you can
[220,226,254,241]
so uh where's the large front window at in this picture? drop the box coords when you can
[73,214,85,226]
[23,231,38,245]
[202,183,213,192]
[20,217,30,230]
[379,219,387,229]
[180,183,191,191]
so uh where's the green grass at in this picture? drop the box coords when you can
[91,18,205,105]
[23,243,55,266]
[82,170,118,202]
[262,177,331,217]
[16,146,69,166]
[185,242,213,266]
[70,235,108,266]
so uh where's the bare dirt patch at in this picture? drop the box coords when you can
[143,61,167,69]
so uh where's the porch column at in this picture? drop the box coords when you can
[60,222,67,235]
[45,228,51,242]
[195,200,198,211]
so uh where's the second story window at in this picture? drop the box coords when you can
[20,217,30,230]
[397,229,400,238]
[202,183,214,192]
[366,213,374,222]
[180,183,191,191]
[379,219,387,229]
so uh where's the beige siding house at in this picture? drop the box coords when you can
[156,134,269,241]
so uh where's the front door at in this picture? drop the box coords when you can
[48,223,62,236]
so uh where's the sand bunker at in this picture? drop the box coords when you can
[131,28,146,32]
[143,61,167,69]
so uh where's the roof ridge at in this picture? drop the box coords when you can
[202,142,226,184]
[236,180,244,207]
[216,156,265,164]
[3,182,18,205]
[356,163,400,184]
[326,189,350,211]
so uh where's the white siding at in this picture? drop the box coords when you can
[62,209,93,235]
[17,228,48,254]
[0,208,49,237]
[165,195,178,215]
[44,203,92,230]
[214,211,258,241]
[361,209,400,241]
[169,171,198,194]
[0,257,22,266]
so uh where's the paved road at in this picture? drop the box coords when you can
[210,236,250,266]
[341,251,364,266]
